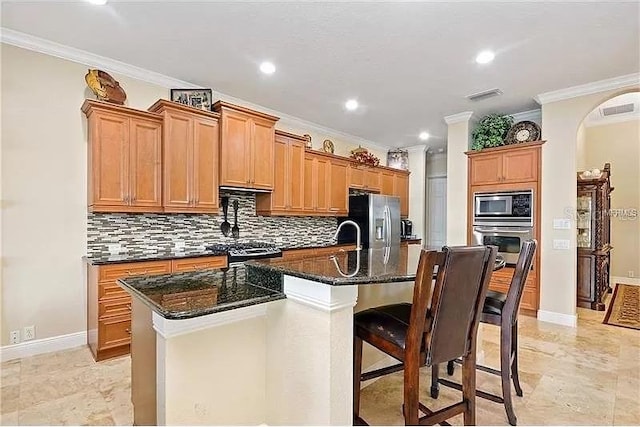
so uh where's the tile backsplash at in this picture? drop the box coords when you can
[87,191,339,257]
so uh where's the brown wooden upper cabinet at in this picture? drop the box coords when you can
[467,141,543,186]
[149,100,220,213]
[213,101,279,191]
[301,151,348,216]
[393,171,410,218]
[256,130,306,215]
[83,100,163,213]
[348,164,381,192]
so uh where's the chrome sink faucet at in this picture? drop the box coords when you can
[333,220,362,251]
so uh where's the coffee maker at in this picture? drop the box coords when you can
[400,219,413,238]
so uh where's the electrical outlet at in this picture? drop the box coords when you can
[9,330,20,344]
[23,325,35,341]
[174,240,186,251]
[629,271,635,278]
[553,239,570,250]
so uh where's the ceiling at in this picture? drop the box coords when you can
[2,1,639,149]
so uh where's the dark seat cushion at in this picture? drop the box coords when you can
[355,303,416,350]
[483,289,507,316]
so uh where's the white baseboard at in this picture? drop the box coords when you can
[611,276,640,286]
[537,310,577,328]
[0,331,87,362]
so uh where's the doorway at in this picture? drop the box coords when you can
[427,176,447,248]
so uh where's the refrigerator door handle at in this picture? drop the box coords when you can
[383,205,389,248]
[386,205,392,249]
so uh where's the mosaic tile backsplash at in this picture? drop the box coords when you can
[87,191,339,257]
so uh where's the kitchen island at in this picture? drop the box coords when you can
[118,245,501,426]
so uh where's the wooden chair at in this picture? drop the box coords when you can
[353,245,498,426]
[431,240,537,426]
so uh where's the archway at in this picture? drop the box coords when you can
[575,89,640,312]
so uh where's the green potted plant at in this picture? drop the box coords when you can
[471,114,514,150]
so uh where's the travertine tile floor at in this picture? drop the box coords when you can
[0,306,638,426]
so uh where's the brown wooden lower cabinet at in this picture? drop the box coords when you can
[488,265,537,316]
[87,256,227,361]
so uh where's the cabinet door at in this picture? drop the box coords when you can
[315,157,330,213]
[220,111,251,187]
[502,149,537,183]
[364,169,381,192]
[250,117,275,190]
[303,155,315,213]
[348,165,365,189]
[98,315,131,350]
[470,154,502,185]
[380,170,395,195]
[394,173,409,218]
[577,254,595,303]
[90,111,129,208]
[270,136,288,211]
[329,160,348,215]
[192,117,219,211]
[163,112,193,209]
[129,118,162,209]
[289,140,306,212]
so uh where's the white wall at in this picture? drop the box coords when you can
[576,123,587,171]
[584,120,640,278]
[445,113,473,246]
[539,87,639,322]
[0,44,394,346]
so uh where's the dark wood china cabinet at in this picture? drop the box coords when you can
[576,163,613,310]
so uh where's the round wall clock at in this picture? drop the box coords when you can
[505,121,541,144]
[322,139,335,154]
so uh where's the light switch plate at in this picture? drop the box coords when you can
[174,240,186,250]
[553,239,570,250]
[107,243,122,254]
[553,218,572,230]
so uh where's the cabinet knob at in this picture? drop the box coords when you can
[127,304,132,311]
[125,328,131,335]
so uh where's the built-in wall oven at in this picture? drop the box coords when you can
[473,190,534,264]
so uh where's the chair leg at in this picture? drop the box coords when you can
[403,356,420,425]
[501,325,517,425]
[354,336,363,419]
[430,364,439,399]
[447,360,455,375]
[461,345,476,426]
[511,322,523,397]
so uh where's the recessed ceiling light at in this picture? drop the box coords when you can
[345,99,359,111]
[419,131,430,141]
[259,61,276,75]
[85,0,108,4]
[475,50,495,64]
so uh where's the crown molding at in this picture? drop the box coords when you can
[584,111,640,128]
[444,111,474,125]
[512,109,542,124]
[403,144,429,153]
[1,27,391,152]
[534,73,640,105]
[0,27,200,90]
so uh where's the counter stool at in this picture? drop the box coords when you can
[353,245,497,426]
[431,240,537,426]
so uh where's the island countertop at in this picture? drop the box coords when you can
[247,245,505,286]
[117,264,285,319]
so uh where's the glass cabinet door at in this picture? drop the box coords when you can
[576,194,593,248]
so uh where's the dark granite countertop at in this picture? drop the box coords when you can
[117,264,285,319]
[247,246,426,286]
[86,249,228,265]
[247,246,505,286]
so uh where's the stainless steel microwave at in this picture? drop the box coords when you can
[473,190,533,227]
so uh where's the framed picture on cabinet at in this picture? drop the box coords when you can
[170,88,213,111]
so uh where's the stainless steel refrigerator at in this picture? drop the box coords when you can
[337,194,401,249]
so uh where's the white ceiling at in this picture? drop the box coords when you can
[2,1,639,149]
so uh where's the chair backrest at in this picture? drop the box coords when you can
[503,239,537,325]
[405,246,496,366]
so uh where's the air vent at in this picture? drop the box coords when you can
[601,103,635,116]
[466,88,503,102]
